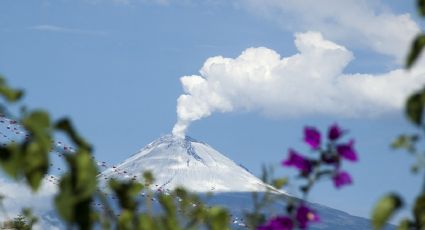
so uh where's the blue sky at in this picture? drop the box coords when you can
[0,0,424,222]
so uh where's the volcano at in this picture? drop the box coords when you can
[97,135,393,229]
[1,135,395,229]
[99,135,278,193]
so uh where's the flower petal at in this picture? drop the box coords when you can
[333,171,353,188]
[304,126,321,149]
[328,123,343,141]
[257,216,294,230]
[336,140,358,162]
[282,149,312,174]
[296,204,320,229]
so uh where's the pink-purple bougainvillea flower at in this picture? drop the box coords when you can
[336,140,358,162]
[296,204,320,229]
[304,126,321,149]
[266,124,355,230]
[328,123,343,141]
[332,171,353,188]
[282,149,312,174]
[257,216,294,230]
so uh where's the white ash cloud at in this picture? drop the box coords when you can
[172,31,425,137]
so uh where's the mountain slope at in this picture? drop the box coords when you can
[99,135,277,193]
[97,135,395,230]
[0,135,394,229]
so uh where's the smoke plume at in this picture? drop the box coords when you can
[172,31,425,138]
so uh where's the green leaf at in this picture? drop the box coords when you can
[54,150,98,229]
[406,88,425,126]
[118,210,133,230]
[20,110,52,190]
[143,171,154,186]
[206,207,230,230]
[0,144,21,179]
[158,194,177,217]
[55,174,77,221]
[272,178,288,189]
[22,110,51,138]
[414,194,425,228]
[391,135,417,150]
[109,179,144,229]
[245,212,266,230]
[55,118,92,151]
[0,86,23,102]
[411,164,421,174]
[371,194,403,230]
[109,179,143,210]
[24,141,49,190]
[419,0,425,16]
[397,218,411,230]
[74,150,98,199]
[138,214,156,230]
[406,34,425,69]
[0,76,23,102]
[0,140,50,191]
[158,194,180,230]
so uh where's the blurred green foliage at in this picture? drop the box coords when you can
[0,75,235,229]
[406,0,425,68]
[1,1,425,229]
[1,209,37,230]
[371,1,425,229]
[371,194,403,230]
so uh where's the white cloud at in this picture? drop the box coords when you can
[82,0,419,61]
[30,25,107,36]
[237,0,420,62]
[172,32,425,137]
[0,177,58,228]
[92,0,420,61]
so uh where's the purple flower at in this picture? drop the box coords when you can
[328,123,343,141]
[332,171,353,188]
[304,126,321,149]
[296,204,320,229]
[336,140,358,162]
[257,216,294,230]
[282,149,312,174]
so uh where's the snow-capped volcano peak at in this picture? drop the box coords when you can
[134,135,207,162]
[99,134,277,193]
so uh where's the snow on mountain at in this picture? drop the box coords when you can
[0,135,395,229]
[0,177,63,230]
[99,135,278,193]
